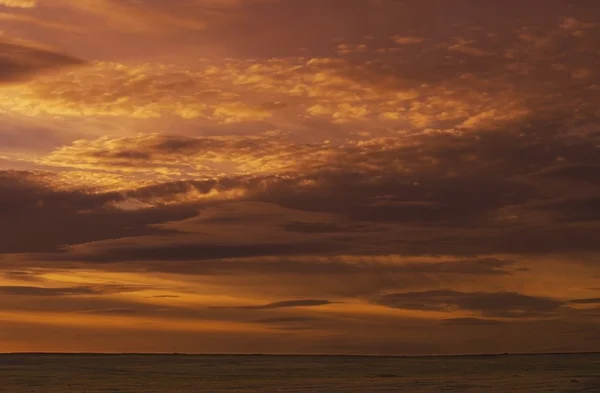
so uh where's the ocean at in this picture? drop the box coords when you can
[0,353,599,392]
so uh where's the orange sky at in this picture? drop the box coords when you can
[0,0,599,355]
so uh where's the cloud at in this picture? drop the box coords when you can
[0,51,531,128]
[1,61,279,122]
[222,299,332,310]
[0,40,84,84]
[569,298,600,305]
[13,112,599,261]
[19,190,535,297]
[2,19,595,137]
[39,133,335,182]
[253,317,322,324]
[560,17,596,35]
[531,197,600,223]
[1,0,281,37]
[1,0,600,356]
[77,308,137,315]
[447,38,492,57]
[39,111,598,197]
[391,36,425,45]
[0,5,597,130]
[2,270,43,282]
[534,164,600,186]
[441,318,506,326]
[0,12,81,31]
[48,244,518,278]
[0,0,36,8]
[0,171,199,253]
[0,285,101,296]
[50,0,206,33]
[148,295,180,299]
[377,290,564,318]
[0,280,147,298]
[47,241,346,263]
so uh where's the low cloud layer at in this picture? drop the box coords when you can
[377,290,564,319]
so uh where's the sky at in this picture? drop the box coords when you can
[0,0,599,355]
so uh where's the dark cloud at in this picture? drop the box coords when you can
[49,243,517,278]
[2,270,43,282]
[398,258,515,276]
[0,285,100,296]
[569,298,600,305]
[54,256,521,300]
[23,254,518,300]
[253,317,322,324]
[221,299,332,310]
[0,284,146,297]
[0,294,169,317]
[77,308,137,315]
[9,114,600,263]
[533,197,600,223]
[33,113,600,237]
[441,318,506,326]
[147,295,180,299]
[410,223,600,257]
[21,122,600,264]
[0,171,199,253]
[535,165,600,186]
[282,221,379,234]
[50,242,346,263]
[377,290,564,318]
[255,124,599,225]
[0,41,84,84]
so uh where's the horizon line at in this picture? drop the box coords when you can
[2,351,599,358]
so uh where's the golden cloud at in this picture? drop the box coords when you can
[38,133,336,187]
[0,0,36,8]
[391,36,425,44]
[0,55,533,130]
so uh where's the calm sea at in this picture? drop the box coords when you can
[0,353,599,392]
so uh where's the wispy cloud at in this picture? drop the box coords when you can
[0,0,36,8]
[219,299,333,310]
[0,39,84,84]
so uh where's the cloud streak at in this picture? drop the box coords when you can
[377,290,564,319]
[0,40,84,84]
[221,299,332,310]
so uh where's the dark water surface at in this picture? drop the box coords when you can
[1,353,599,392]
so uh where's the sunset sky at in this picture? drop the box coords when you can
[0,0,599,355]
